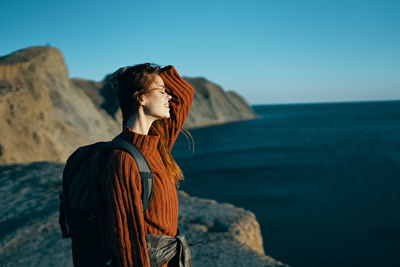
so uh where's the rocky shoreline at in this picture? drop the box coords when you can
[0,162,288,266]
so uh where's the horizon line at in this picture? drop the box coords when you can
[250,99,400,106]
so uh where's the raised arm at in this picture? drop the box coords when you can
[102,150,150,267]
[155,66,194,150]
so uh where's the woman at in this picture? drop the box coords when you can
[101,63,194,267]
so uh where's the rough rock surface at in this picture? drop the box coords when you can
[178,191,288,267]
[0,46,120,164]
[0,46,258,165]
[0,162,288,267]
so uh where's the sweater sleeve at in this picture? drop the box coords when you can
[102,150,150,267]
[156,65,194,150]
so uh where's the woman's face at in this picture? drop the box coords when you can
[141,74,172,120]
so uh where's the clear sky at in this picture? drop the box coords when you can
[1,0,399,104]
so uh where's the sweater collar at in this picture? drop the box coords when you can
[120,125,160,155]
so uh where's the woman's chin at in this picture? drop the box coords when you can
[165,109,170,118]
[161,112,170,119]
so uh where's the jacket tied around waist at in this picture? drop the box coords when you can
[145,228,192,267]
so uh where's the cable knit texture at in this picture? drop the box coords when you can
[101,66,194,267]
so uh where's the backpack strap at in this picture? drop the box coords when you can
[105,135,154,212]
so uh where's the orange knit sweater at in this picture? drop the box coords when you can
[101,66,194,267]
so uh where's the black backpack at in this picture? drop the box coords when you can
[58,135,154,267]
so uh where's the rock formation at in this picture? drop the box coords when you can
[183,77,258,128]
[0,47,120,164]
[0,46,258,165]
[0,162,288,267]
[178,191,288,266]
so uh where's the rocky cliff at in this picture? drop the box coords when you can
[0,162,288,267]
[0,46,258,165]
[183,77,258,128]
[0,47,120,164]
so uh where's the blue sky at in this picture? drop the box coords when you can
[1,0,399,104]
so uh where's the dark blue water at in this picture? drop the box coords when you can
[172,100,400,267]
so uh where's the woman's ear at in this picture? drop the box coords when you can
[134,92,145,106]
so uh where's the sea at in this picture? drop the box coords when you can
[172,100,400,267]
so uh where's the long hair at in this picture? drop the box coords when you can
[110,63,191,185]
